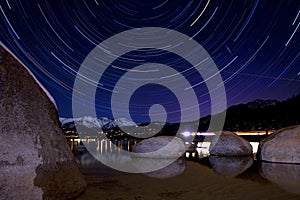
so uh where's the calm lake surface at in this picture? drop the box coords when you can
[67,138,300,200]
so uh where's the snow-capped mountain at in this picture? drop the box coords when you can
[59,116,137,129]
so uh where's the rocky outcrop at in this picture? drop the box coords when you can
[132,136,185,158]
[257,125,300,163]
[0,45,86,199]
[209,131,252,156]
[209,156,253,177]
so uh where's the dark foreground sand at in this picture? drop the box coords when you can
[77,161,299,200]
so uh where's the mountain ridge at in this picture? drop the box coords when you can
[60,93,299,131]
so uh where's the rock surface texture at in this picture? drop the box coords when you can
[132,136,185,158]
[209,131,253,156]
[131,136,185,174]
[257,125,300,163]
[0,45,86,200]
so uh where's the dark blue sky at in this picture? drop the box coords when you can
[0,0,299,122]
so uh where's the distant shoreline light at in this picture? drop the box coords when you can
[181,131,274,137]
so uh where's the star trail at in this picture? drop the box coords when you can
[0,0,299,122]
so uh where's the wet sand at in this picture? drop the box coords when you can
[77,161,299,200]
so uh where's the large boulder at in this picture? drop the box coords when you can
[132,136,185,158]
[257,125,300,163]
[0,45,86,199]
[209,131,252,156]
[131,136,185,174]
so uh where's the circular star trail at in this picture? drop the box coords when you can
[0,0,299,122]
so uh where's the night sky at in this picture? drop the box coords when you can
[0,0,299,123]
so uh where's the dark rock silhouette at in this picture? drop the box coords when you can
[0,45,86,199]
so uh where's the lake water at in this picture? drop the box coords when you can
[68,139,300,200]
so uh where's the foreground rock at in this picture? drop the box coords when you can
[132,136,185,158]
[260,162,300,195]
[257,125,300,163]
[131,136,186,175]
[209,156,253,177]
[209,131,252,156]
[0,45,86,199]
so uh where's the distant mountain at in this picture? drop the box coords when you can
[199,93,300,131]
[60,93,300,133]
[245,99,279,110]
[59,116,137,130]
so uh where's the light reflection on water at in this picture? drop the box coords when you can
[67,138,300,197]
[67,138,259,159]
[68,138,137,153]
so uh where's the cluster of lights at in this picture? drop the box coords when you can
[181,131,216,137]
